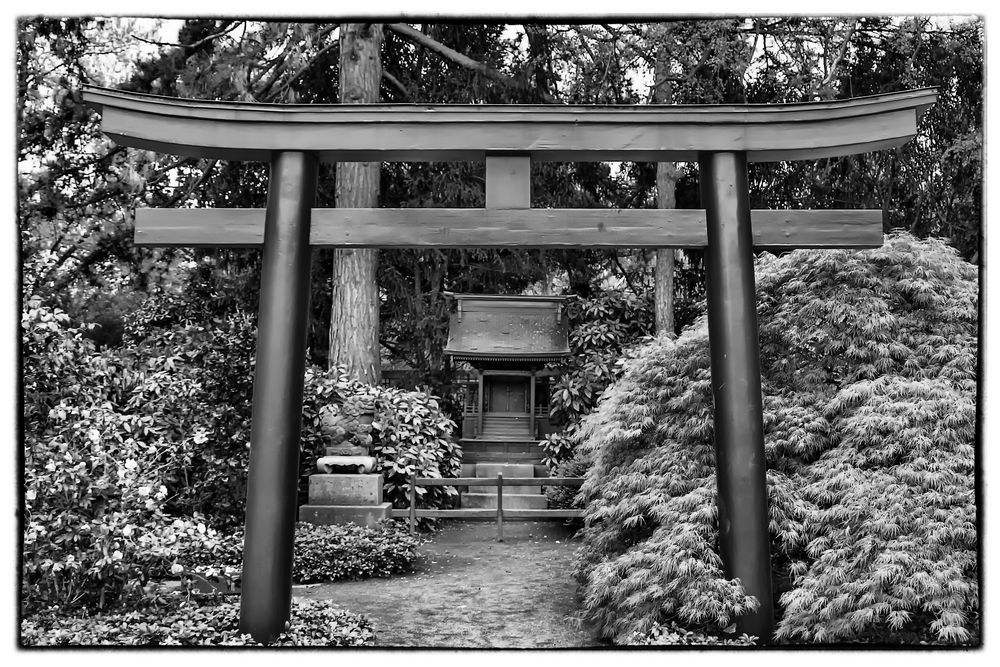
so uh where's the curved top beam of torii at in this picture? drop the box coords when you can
[82,86,936,164]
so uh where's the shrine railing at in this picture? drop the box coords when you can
[390,474,584,541]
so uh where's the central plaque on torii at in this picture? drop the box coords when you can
[83,85,936,643]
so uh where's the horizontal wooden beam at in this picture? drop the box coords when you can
[412,477,584,487]
[83,86,937,163]
[135,208,884,249]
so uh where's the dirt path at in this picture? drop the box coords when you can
[293,520,604,648]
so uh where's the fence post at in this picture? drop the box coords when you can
[409,473,417,536]
[496,472,504,542]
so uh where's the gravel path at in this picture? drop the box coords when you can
[293,520,604,648]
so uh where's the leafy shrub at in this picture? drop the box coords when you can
[544,443,592,510]
[176,521,420,585]
[21,299,232,612]
[573,234,978,644]
[22,286,449,613]
[121,293,257,527]
[21,597,374,646]
[547,290,654,430]
[540,429,577,469]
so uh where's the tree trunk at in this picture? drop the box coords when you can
[654,43,678,337]
[654,163,678,336]
[329,23,382,383]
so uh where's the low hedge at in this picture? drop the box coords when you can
[21,597,374,646]
[179,520,420,585]
[292,521,420,584]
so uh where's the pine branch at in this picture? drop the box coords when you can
[816,19,858,96]
[44,225,131,296]
[387,23,556,103]
[382,70,409,99]
[130,20,241,51]
[264,25,339,102]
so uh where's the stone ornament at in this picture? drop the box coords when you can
[316,397,377,473]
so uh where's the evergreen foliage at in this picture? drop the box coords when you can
[573,233,978,644]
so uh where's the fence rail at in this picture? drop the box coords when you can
[390,473,584,541]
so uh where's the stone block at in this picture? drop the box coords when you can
[308,474,383,505]
[298,502,392,527]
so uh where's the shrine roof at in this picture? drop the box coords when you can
[443,294,571,362]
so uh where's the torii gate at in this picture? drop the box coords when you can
[82,85,936,644]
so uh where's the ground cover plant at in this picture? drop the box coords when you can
[21,597,375,646]
[572,233,978,645]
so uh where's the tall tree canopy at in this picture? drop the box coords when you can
[19,17,982,395]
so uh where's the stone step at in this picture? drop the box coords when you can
[471,462,539,493]
[461,493,548,510]
[475,462,535,478]
[468,483,540,494]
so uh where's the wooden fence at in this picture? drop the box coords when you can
[389,474,584,541]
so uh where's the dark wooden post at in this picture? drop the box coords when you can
[496,472,504,542]
[408,473,417,536]
[699,151,775,642]
[239,151,318,644]
[529,371,536,437]
[477,369,485,436]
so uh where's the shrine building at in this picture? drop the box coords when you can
[444,293,569,472]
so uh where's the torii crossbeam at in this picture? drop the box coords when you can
[83,85,936,644]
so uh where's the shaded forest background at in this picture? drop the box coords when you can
[18,17,982,410]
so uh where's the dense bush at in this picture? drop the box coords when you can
[177,521,420,585]
[547,290,654,430]
[122,295,258,526]
[22,298,230,612]
[573,233,978,645]
[540,290,655,472]
[22,287,443,612]
[21,597,374,646]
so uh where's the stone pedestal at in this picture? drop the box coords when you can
[299,473,391,528]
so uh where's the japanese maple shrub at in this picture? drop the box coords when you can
[573,233,978,644]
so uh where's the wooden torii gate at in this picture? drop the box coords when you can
[82,85,936,644]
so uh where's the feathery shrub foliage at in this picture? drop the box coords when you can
[573,233,978,645]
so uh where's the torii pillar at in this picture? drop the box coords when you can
[701,151,773,636]
[82,85,936,644]
[239,151,317,639]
